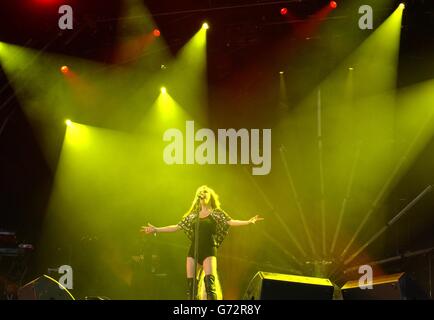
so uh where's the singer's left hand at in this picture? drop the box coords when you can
[249,215,264,224]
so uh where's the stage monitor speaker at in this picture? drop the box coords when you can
[242,271,335,300]
[18,275,75,300]
[341,272,406,300]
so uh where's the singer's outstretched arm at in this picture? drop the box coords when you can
[228,215,264,227]
[141,223,180,234]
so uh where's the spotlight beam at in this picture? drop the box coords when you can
[0,95,15,113]
[243,167,308,258]
[279,146,316,257]
[343,247,433,276]
[344,185,433,265]
[0,108,15,139]
[0,35,61,112]
[317,89,326,256]
[339,4,406,259]
[330,141,362,254]
[340,114,434,259]
[279,72,288,110]
[0,35,60,96]
[260,229,304,267]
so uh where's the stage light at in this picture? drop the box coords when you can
[399,3,405,10]
[279,71,284,75]
[202,22,209,30]
[161,87,167,94]
[65,119,72,126]
[280,8,288,16]
[349,67,354,71]
[330,1,337,9]
[60,65,69,74]
[153,29,161,37]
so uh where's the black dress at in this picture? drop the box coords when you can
[187,215,217,264]
[178,209,232,265]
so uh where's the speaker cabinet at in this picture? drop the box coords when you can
[243,271,335,300]
[341,272,406,300]
[18,275,75,300]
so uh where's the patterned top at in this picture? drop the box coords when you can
[177,208,232,248]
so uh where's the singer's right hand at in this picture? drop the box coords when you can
[140,223,157,234]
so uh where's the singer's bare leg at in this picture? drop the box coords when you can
[202,256,217,275]
[186,257,201,300]
[186,257,199,278]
